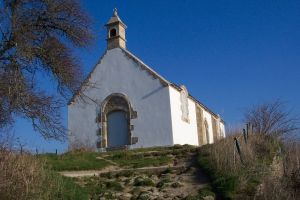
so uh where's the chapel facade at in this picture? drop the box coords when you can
[68,9,225,151]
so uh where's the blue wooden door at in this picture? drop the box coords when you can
[107,111,128,147]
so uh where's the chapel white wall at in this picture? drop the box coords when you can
[68,48,174,149]
[168,87,199,146]
[68,101,99,149]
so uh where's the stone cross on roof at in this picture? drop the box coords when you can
[106,8,125,26]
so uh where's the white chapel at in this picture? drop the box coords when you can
[68,9,225,151]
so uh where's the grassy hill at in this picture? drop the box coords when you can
[1,137,299,200]
[38,145,213,200]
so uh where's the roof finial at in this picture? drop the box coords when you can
[113,8,118,16]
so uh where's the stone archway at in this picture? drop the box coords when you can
[99,93,137,149]
[204,120,210,144]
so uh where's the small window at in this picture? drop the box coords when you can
[110,28,117,37]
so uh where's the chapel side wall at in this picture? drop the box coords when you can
[69,48,174,149]
[195,103,226,145]
[168,87,198,146]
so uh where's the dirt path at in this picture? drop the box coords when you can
[59,150,213,199]
[59,164,186,178]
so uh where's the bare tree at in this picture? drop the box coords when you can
[0,0,93,140]
[244,100,299,137]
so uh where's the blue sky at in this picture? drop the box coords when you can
[10,0,300,152]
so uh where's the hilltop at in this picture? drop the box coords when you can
[1,133,299,200]
[40,145,214,200]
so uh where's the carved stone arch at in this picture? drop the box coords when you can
[212,117,218,142]
[204,119,209,144]
[98,93,137,149]
[196,105,204,146]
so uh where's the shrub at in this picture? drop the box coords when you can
[105,181,123,191]
[198,187,216,198]
[134,176,155,187]
[116,170,134,178]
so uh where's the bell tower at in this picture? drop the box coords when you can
[105,8,127,50]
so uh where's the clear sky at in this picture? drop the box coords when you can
[10,0,300,153]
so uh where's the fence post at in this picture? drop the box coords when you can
[243,129,247,144]
[55,149,58,155]
[233,143,236,169]
[234,137,244,164]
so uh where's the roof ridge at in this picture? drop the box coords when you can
[68,50,108,105]
[120,48,171,86]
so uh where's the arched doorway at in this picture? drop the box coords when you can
[99,93,137,149]
[107,110,129,147]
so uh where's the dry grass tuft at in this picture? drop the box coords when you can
[258,139,300,200]
[0,144,88,199]
[0,149,45,199]
[197,130,282,199]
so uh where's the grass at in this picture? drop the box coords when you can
[33,145,197,199]
[105,150,173,168]
[0,149,89,200]
[40,145,195,171]
[39,151,111,171]
[48,172,89,200]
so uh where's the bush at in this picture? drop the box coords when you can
[105,181,124,191]
[198,187,216,198]
[134,176,155,187]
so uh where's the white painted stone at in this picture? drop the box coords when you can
[68,48,174,149]
[169,86,198,146]
[68,48,226,149]
[68,10,226,150]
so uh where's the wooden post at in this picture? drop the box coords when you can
[234,137,244,164]
[243,129,247,144]
[233,141,236,169]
